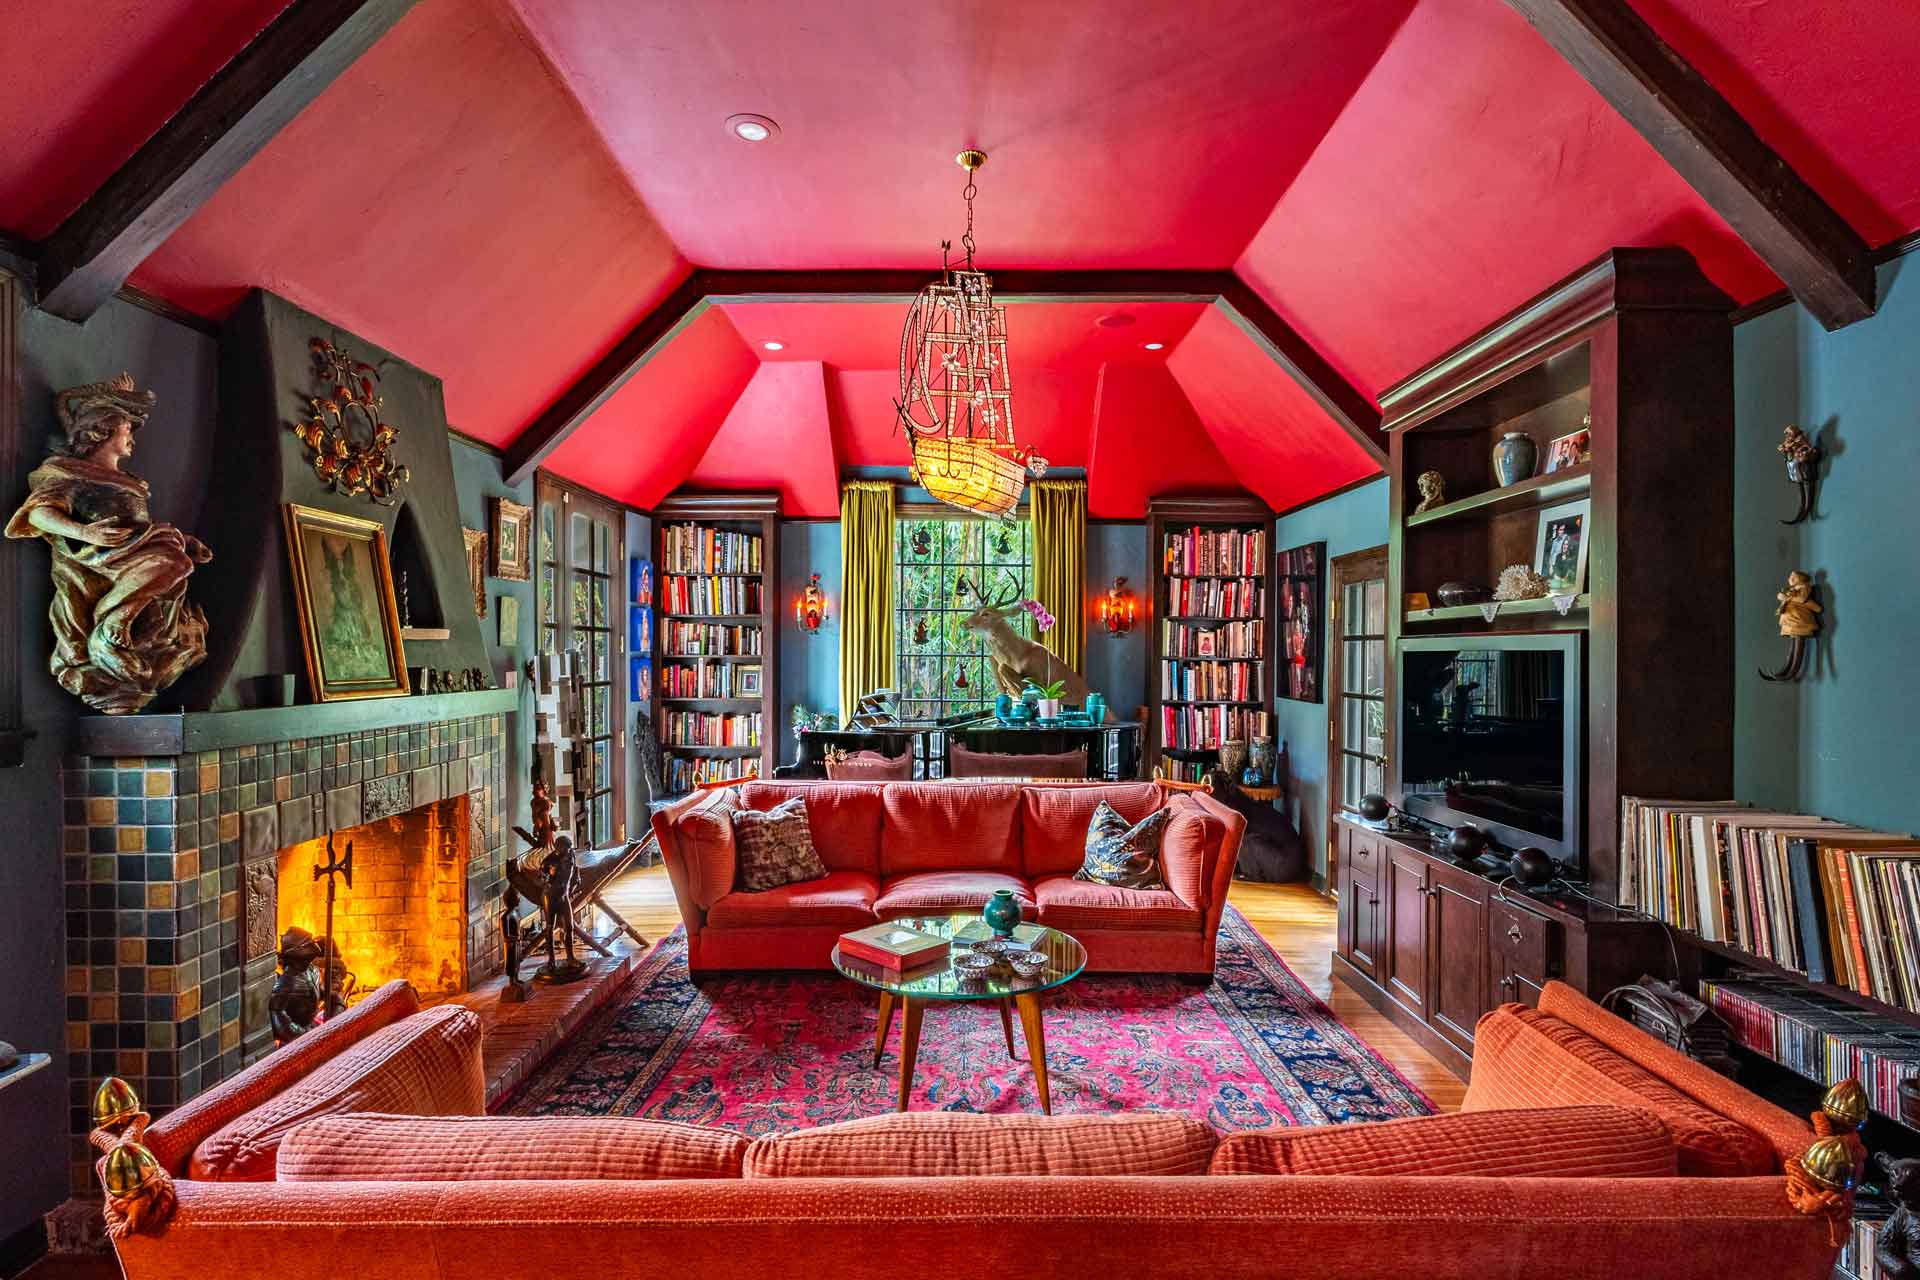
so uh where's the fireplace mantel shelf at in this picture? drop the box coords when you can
[72,688,521,757]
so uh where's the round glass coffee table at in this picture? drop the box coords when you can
[831,915,1087,1114]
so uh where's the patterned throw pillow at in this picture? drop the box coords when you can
[1073,800,1171,890]
[731,796,828,893]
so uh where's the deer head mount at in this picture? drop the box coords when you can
[955,572,1096,710]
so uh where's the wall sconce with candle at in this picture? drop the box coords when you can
[795,573,829,636]
[1097,577,1137,637]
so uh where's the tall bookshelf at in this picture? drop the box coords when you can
[1146,495,1276,784]
[651,492,780,797]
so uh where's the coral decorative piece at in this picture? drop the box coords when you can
[1493,564,1550,601]
[290,338,410,504]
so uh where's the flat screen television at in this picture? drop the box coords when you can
[1397,633,1583,863]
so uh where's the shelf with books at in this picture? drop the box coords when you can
[651,492,780,796]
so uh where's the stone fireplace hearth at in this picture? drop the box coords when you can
[59,706,510,1194]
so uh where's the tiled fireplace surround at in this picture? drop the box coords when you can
[59,712,510,1193]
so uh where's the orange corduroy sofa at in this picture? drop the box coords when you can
[94,977,1843,1280]
[651,779,1247,975]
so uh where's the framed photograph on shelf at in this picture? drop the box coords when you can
[1276,541,1324,703]
[1534,498,1591,594]
[1546,423,1592,473]
[1194,629,1217,657]
[281,504,409,702]
[739,665,763,697]
[489,497,532,581]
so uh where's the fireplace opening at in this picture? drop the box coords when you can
[275,794,471,1003]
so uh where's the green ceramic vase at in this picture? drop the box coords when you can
[983,888,1022,937]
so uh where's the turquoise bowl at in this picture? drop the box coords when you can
[982,888,1023,937]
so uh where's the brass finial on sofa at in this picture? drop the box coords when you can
[89,1077,177,1237]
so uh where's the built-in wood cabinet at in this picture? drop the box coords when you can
[1427,860,1490,1056]
[1336,823,1384,983]
[1382,846,1430,1017]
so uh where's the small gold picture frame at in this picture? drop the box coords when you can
[462,527,488,618]
[282,503,410,702]
[490,497,532,582]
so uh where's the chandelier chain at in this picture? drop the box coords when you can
[961,169,978,268]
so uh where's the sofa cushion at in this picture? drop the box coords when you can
[743,1111,1217,1178]
[880,782,1022,874]
[1021,784,1165,878]
[1467,1004,1776,1177]
[740,782,886,876]
[949,744,1088,779]
[730,795,828,892]
[1073,800,1172,889]
[826,750,913,782]
[706,871,880,930]
[875,871,1035,919]
[277,1113,747,1182]
[676,787,743,910]
[1210,1105,1677,1178]
[189,1004,486,1181]
[1032,876,1202,933]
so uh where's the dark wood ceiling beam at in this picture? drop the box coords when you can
[1505,0,1875,330]
[506,267,1381,485]
[35,0,419,322]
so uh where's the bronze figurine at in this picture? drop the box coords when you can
[537,836,587,982]
[500,885,529,1003]
[1777,424,1823,526]
[268,927,325,1044]
[4,373,211,714]
[1877,1154,1920,1278]
[1761,569,1823,682]
[1413,470,1445,515]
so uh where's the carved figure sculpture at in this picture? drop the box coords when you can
[1777,424,1823,526]
[268,927,325,1044]
[5,374,211,713]
[1413,470,1446,515]
[1761,569,1823,683]
[956,573,1093,706]
[1876,1155,1920,1278]
[500,886,529,1003]
[538,836,586,980]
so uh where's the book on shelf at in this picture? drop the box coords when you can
[661,710,762,748]
[1700,973,1920,1125]
[1159,658,1261,703]
[660,660,760,699]
[1164,576,1264,619]
[660,574,763,616]
[836,922,949,971]
[662,620,762,656]
[1160,704,1268,752]
[1158,755,1212,785]
[1161,618,1264,659]
[664,756,758,793]
[662,522,763,576]
[1163,527,1266,577]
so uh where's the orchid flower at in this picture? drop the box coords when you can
[1021,598,1056,633]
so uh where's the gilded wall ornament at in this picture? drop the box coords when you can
[290,338,410,504]
[4,373,210,714]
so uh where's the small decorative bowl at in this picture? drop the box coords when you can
[972,937,1020,958]
[953,951,1000,981]
[1005,949,1048,979]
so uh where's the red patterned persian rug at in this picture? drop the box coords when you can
[506,906,1433,1132]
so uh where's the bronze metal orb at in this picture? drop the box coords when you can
[102,1142,162,1198]
[1801,1136,1857,1192]
[1509,846,1556,887]
[1821,1079,1870,1132]
[1446,825,1488,861]
[1357,794,1391,823]
[93,1077,142,1131]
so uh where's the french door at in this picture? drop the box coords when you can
[535,475,624,845]
[1327,545,1388,895]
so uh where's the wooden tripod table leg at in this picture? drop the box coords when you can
[895,997,924,1112]
[873,990,897,1068]
[1013,992,1050,1114]
[998,998,1017,1060]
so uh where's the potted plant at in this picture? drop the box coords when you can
[1034,679,1068,722]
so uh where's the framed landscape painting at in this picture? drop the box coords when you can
[490,497,532,581]
[282,504,410,702]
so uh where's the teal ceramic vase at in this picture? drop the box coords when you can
[983,888,1023,937]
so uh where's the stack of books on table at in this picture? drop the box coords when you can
[837,923,949,971]
[1618,797,1920,995]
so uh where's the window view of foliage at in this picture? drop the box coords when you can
[895,516,1032,720]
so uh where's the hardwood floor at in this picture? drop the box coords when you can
[600,865,1466,1112]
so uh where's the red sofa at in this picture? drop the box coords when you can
[650,779,1247,975]
[92,979,1843,1279]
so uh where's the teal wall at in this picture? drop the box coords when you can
[1270,478,1391,884]
[1732,257,1920,831]
[1086,523,1150,723]
[449,437,535,829]
[779,521,842,760]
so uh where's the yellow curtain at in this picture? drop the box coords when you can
[1030,478,1086,675]
[838,480,896,722]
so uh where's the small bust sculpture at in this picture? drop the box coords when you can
[1413,470,1445,514]
[1776,569,1823,637]
[4,373,211,713]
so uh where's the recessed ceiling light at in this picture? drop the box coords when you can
[1142,342,1164,351]
[762,340,785,351]
[726,113,780,143]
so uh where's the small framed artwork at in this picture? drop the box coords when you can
[1534,498,1591,594]
[630,608,652,656]
[629,654,652,704]
[282,503,410,702]
[497,594,520,647]
[739,665,763,697]
[1194,629,1217,658]
[462,527,488,618]
[630,558,654,607]
[1276,541,1325,703]
[1545,424,1592,473]
[489,497,532,581]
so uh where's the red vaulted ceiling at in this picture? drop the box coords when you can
[5,0,1920,516]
